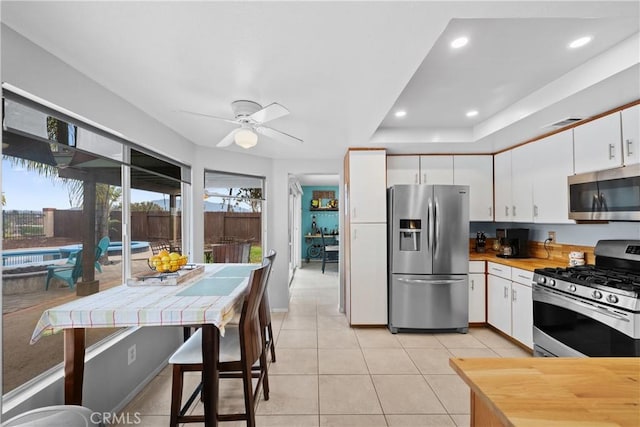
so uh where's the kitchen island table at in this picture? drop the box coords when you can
[450,357,640,427]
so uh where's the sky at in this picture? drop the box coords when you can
[1,159,165,211]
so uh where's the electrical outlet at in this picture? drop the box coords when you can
[127,344,136,365]
[548,231,556,243]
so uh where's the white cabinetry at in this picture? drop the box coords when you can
[622,104,640,166]
[487,262,533,349]
[529,130,574,223]
[494,130,574,224]
[386,155,454,186]
[387,156,420,186]
[349,151,387,223]
[488,274,511,335]
[494,151,512,221]
[345,150,387,325]
[468,261,486,323]
[420,155,454,184]
[510,144,534,222]
[454,156,494,221]
[511,268,533,349]
[574,112,622,174]
[349,223,388,324]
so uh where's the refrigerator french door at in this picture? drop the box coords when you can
[388,185,469,333]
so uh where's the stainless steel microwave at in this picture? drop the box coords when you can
[568,164,640,221]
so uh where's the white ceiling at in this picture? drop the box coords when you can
[2,1,639,162]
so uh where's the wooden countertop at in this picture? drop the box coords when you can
[469,250,569,271]
[450,357,640,427]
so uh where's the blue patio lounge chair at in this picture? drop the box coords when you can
[94,236,110,273]
[45,250,83,290]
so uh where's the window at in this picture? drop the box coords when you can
[203,170,264,263]
[1,91,191,394]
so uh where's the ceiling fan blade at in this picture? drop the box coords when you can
[217,128,240,147]
[178,110,238,124]
[250,103,289,124]
[255,126,303,144]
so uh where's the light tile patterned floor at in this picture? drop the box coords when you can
[117,262,531,426]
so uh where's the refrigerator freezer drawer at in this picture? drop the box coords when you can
[389,274,468,331]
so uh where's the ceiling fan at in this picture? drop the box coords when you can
[181,100,303,149]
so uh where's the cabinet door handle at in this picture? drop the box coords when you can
[512,205,516,217]
[505,206,509,216]
[489,206,492,217]
[503,286,508,298]
[627,139,633,156]
[609,143,616,160]
[353,228,357,239]
[512,288,517,302]
[423,173,427,184]
[415,173,419,184]
[471,279,475,290]
[353,207,357,219]
[534,205,538,217]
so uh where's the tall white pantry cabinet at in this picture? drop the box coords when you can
[344,149,388,325]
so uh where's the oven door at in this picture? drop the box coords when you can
[532,284,640,357]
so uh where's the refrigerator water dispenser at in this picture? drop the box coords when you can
[399,219,421,251]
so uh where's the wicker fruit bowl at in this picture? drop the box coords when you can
[148,250,188,273]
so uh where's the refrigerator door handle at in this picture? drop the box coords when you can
[434,197,440,254]
[397,277,466,285]
[427,196,434,253]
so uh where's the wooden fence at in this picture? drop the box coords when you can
[51,209,261,244]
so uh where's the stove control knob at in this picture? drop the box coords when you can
[606,294,619,304]
[592,290,603,299]
[569,285,577,292]
[538,277,547,284]
[549,279,556,287]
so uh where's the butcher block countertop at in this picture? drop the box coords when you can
[469,251,570,271]
[450,357,640,427]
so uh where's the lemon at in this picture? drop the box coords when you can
[169,252,181,260]
[158,250,170,258]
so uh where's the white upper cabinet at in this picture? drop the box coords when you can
[530,130,575,223]
[349,150,387,223]
[494,151,512,221]
[420,155,454,184]
[622,104,640,166]
[574,112,622,174]
[453,155,494,221]
[510,144,534,222]
[386,156,420,186]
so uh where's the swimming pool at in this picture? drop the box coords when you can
[2,241,150,266]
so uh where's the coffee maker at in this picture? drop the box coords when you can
[496,228,530,258]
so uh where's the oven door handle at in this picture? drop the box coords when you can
[534,286,629,323]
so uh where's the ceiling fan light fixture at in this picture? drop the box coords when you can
[235,128,258,149]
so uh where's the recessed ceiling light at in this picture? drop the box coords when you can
[451,37,469,49]
[569,36,592,49]
[466,110,478,117]
[394,110,407,118]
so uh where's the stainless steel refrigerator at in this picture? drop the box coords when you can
[388,185,469,334]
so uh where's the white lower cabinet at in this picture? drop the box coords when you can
[468,261,486,323]
[349,223,387,325]
[511,282,533,348]
[487,263,533,349]
[487,275,511,334]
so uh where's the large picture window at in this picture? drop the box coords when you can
[1,92,191,394]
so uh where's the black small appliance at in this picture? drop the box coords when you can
[496,228,529,258]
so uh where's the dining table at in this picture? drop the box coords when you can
[31,263,258,427]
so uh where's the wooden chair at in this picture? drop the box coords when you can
[168,261,271,426]
[45,250,83,290]
[260,249,277,363]
[211,242,244,263]
[320,229,339,273]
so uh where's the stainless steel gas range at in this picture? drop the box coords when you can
[532,240,640,357]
